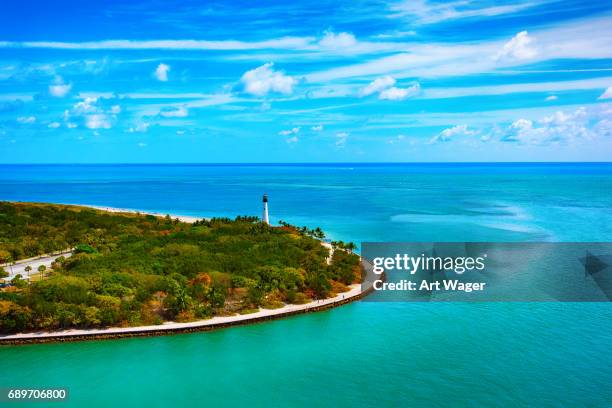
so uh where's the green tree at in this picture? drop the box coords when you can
[0,250,11,264]
[24,265,32,276]
[38,264,47,280]
[164,279,192,316]
[208,283,226,309]
[75,244,97,254]
[0,266,8,279]
[246,282,264,307]
[11,274,27,289]
[313,227,325,239]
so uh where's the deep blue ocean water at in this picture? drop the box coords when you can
[0,163,611,407]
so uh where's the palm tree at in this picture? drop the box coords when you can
[5,255,14,275]
[37,265,46,280]
[314,227,325,240]
[24,265,32,277]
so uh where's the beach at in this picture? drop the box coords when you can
[78,204,204,223]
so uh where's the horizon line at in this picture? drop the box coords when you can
[1,162,612,166]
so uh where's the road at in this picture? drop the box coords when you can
[1,251,73,281]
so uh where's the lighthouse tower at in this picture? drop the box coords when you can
[262,194,270,225]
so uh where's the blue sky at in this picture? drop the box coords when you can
[1,0,611,163]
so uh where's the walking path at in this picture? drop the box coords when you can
[0,284,363,344]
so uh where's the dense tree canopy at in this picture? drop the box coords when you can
[0,202,360,333]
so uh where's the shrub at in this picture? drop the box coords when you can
[75,244,97,254]
[291,292,311,304]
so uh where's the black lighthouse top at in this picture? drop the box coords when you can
[263,194,268,203]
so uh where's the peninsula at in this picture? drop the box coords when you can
[0,202,362,342]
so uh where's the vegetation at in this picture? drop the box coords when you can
[0,202,360,333]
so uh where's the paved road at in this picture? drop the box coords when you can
[1,251,73,281]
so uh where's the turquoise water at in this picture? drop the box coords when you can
[1,164,611,407]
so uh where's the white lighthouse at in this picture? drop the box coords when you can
[262,194,270,225]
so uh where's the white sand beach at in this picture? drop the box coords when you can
[75,204,204,223]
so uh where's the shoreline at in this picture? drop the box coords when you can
[7,201,206,224]
[71,203,205,223]
[1,202,369,345]
[0,284,365,345]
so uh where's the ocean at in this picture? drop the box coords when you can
[0,163,611,407]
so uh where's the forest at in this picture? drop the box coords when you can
[0,202,360,333]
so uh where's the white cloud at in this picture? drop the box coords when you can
[388,134,409,144]
[497,31,537,62]
[598,87,612,100]
[154,63,170,81]
[379,83,420,100]
[545,95,558,101]
[0,33,399,56]
[355,103,610,134]
[118,92,208,99]
[336,132,349,147]
[471,105,612,145]
[1,13,609,70]
[389,0,541,25]
[47,122,60,129]
[86,114,111,129]
[500,107,593,144]
[68,96,118,130]
[49,84,72,98]
[129,122,150,133]
[318,31,358,49]
[0,36,404,56]
[159,106,188,117]
[138,142,147,148]
[307,17,612,83]
[278,127,300,136]
[3,37,314,51]
[311,125,324,131]
[422,77,612,99]
[360,76,420,100]
[430,124,476,143]
[286,136,299,144]
[48,76,72,97]
[17,116,36,124]
[360,76,396,97]
[72,97,99,115]
[240,63,296,96]
[373,30,417,39]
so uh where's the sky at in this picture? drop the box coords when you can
[0,0,611,163]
